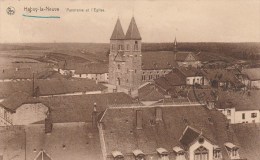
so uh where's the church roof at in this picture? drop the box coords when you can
[110,18,125,40]
[125,17,142,40]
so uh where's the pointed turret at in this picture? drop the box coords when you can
[174,37,178,52]
[110,18,125,40]
[125,17,142,40]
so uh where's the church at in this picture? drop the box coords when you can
[108,17,201,94]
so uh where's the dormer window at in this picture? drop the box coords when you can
[173,146,186,160]
[224,142,240,159]
[156,148,169,160]
[112,151,124,160]
[132,149,145,160]
[213,146,222,159]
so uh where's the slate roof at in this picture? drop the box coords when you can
[154,70,186,91]
[0,68,33,80]
[187,88,218,102]
[216,90,260,111]
[57,61,109,74]
[100,105,238,159]
[175,52,198,62]
[110,18,125,40]
[26,123,103,160]
[138,83,165,101]
[179,126,201,147]
[232,123,260,160]
[142,51,178,70]
[241,68,260,80]
[0,78,107,99]
[74,63,108,74]
[0,92,137,123]
[125,17,142,40]
[178,67,203,77]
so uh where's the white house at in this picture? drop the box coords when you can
[217,102,260,124]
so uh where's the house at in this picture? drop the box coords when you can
[73,63,109,82]
[216,90,260,124]
[240,68,260,89]
[141,51,178,82]
[55,61,109,83]
[201,69,244,90]
[174,52,201,68]
[98,104,246,160]
[177,67,205,86]
[0,92,137,126]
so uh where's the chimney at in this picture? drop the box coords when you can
[155,107,163,122]
[45,111,53,135]
[136,110,143,129]
[92,103,98,128]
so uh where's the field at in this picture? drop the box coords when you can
[0,42,259,69]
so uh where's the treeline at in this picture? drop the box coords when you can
[142,42,260,60]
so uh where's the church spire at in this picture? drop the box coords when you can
[125,17,142,40]
[174,37,178,52]
[110,18,125,40]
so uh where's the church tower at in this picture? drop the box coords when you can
[109,17,142,92]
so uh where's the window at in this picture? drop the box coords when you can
[227,110,231,116]
[142,75,146,81]
[242,113,245,119]
[231,149,238,157]
[126,44,129,50]
[118,44,123,50]
[251,113,257,118]
[135,69,137,73]
[111,44,115,51]
[213,149,221,159]
[117,64,121,70]
[194,146,208,160]
[134,41,138,51]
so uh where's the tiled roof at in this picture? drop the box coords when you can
[74,63,108,74]
[187,88,218,102]
[138,83,165,101]
[100,105,237,158]
[0,68,33,80]
[154,71,186,90]
[1,92,136,123]
[125,17,142,40]
[175,52,198,62]
[110,18,125,40]
[232,123,260,160]
[242,68,260,80]
[216,90,260,111]
[178,67,203,77]
[57,61,108,74]
[0,78,107,99]
[179,126,200,147]
[142,51,178,70]
[26,123,103,160]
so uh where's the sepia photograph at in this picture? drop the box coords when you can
[0,0,260,160]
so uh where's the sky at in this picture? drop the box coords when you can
[0,0,260,43]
